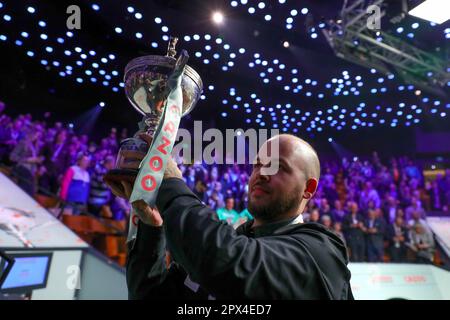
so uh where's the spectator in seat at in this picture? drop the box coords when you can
[321,214,333,230]
[364,208,386,262]
[359,181,381,212]
[383,195,398,225]
[220,172,234,196]
[40,129,69,194]
[319,198,332,218]
[326,182,340,204]
[396,208,406,221]
[193,180,207,200]
[405,160,422,181]
[331,199,346,223]
[440,170,450,208]
[390,159,400,184]
[376,166,393,195]
[387,216,408,262]
[216,197,240,227]
[88,155,115,216]
[60,153,91,215]
[405,196,426,222]
[387,183,398,200]
[9,129,44,196]
[110,196,131,221]
[106,128,118,152]
[10,118,26,144]
[364,200,377,217]
[408,223,435,264]
[426,179,443,211]
[308,208,320,223]
[322,166,334,186]
[204,182,225,209]
[0,116,17,163]
[342,201,366,262]
[185,166,196,190]
[407,210,429,232]
[333,222,346,246]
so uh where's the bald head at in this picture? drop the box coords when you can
[248,134,321,224]
[268,134,321,181]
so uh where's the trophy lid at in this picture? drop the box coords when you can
[124,37,203,117]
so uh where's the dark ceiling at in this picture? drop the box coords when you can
[0,0,449,154]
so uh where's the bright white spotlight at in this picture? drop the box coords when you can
[212,11,224,24]
[408,0,449,24]
[99,102,105,107]
[283,41,289,48]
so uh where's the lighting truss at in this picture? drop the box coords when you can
[322,0,449,97]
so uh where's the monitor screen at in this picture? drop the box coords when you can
[0,250,14,289]
[0,253,52,293]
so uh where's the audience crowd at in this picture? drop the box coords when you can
[1,105,449,264]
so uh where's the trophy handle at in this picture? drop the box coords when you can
[166,37,178,58]
[143,113,160,138]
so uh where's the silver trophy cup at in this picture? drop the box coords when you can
[104,37,203,188]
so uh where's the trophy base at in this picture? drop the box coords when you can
[103,168,138,186]
[103,168,140,198]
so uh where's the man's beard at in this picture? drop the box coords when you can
[248,185,302,222]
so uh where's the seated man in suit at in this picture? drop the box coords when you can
[408,223,435,264]
[363,208,386,262]
[387,216,408,262]
[342,202,366,262]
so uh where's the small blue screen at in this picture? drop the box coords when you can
[1,256,49,290]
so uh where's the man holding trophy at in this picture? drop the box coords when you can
[104,38,353,300]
